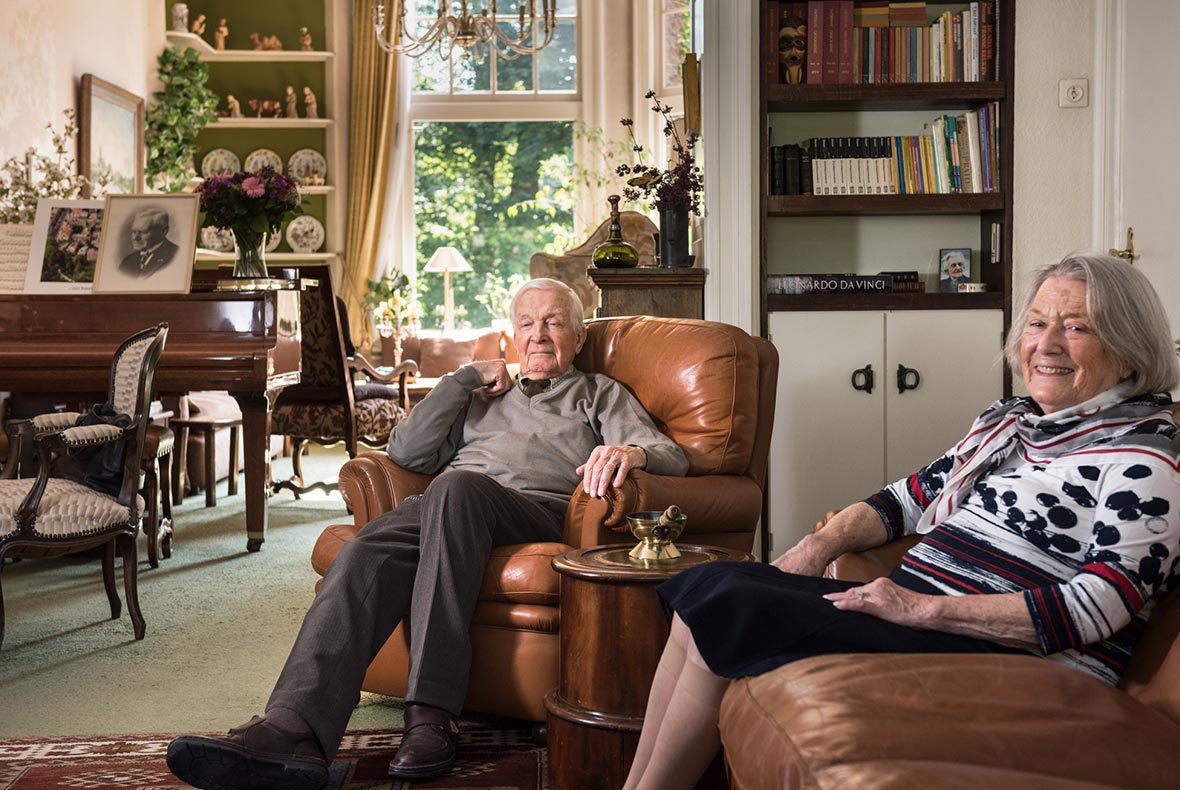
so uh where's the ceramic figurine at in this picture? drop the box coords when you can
[299,26,313,51]
[285,86,298,119]
[190,14,206,36]
[214,18,229,50]
[303,86,318,119]
[171,3,189,32]
[226,94,243,118]
[249,32,283,50]
[248,98,283,118]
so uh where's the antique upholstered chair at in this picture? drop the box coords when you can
[0,323,168,649]
[270,267,417,497]
[311,315,779,721]
[529,211,658,319]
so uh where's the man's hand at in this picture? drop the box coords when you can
[466,360,513,397]
[576,445,647,498]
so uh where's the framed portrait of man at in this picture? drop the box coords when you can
[93,194,199,294]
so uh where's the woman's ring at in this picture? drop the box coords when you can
[856,590,865,601]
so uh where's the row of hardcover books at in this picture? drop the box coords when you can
[768,102,1000,196]
[766,1,997,86]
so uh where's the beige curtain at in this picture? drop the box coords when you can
[341,0,402,347]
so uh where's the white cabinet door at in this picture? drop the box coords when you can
[883,310,1004,483]
[767,311,886,556]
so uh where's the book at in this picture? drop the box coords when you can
[768,273,894,295]
[784,143,802,195]
[799,138,814,195]
[837,0,854,84]
[854,0,890,28]
[806,1,826,84]
[765,1,781,85]
[889,1,927,28]
[823,2,840,84]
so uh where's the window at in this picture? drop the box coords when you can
[660,0,702,94]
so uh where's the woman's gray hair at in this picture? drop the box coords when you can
[1004,251,1179,397]
[509,277,585,333]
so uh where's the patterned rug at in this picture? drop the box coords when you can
[0,726,549,790]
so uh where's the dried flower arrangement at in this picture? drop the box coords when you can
[0,111,106,225]
[616,91,703,215]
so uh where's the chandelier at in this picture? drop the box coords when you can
[373,1,557,62]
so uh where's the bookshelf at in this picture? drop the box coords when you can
[760,0,1015,553]
[162,0,343,265]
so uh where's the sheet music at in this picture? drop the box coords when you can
[0,224,34,293]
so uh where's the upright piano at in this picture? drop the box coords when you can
[0,290,301,551]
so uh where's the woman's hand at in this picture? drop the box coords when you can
[823,577,931,628]
[771,539,831,577]
[576,445,647,498]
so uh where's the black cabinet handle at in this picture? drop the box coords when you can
[896,364,921,393]
[850,364,874,394]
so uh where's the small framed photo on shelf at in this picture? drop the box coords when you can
[92,194,199,294]
[938,248,972,293]
[24,199,106,294]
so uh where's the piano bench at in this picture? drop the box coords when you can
[170,416,241,508]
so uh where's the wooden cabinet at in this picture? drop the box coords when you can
[162,0,342,267]
[587,268,706,319]
[767,309,1002,552]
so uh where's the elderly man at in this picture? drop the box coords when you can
[167,278,689,790]
[118,207,180,278]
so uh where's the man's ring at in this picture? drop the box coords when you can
[856,590,865,601]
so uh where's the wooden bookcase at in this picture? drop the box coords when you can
[759,0,1015,322]
[760,1,1016,554]
[161,0,342,266]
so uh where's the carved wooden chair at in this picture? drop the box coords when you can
[270,267,417,497]
[0,323,168,649]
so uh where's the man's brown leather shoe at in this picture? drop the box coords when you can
[388,702,459,780]
[166,715,328,790]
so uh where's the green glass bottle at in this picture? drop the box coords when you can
[591,195,639,268]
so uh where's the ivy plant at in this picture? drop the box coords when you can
[145,47,219,192]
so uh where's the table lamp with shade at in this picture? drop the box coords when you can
[423,246,473,332]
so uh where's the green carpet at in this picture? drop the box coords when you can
[0,445,406,738]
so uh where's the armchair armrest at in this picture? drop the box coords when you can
[31,412,82,431]
[564,470,764,550]
[338,451,436,526]
[348,354,419,411]
[810,509,921,582]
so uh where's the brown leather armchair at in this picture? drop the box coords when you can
[311,315,778,721]
[718,512,1180,788]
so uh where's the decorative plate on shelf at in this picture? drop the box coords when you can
[199,226,235,253]
[244,148,284,174]
[266,231,283,252]
[287,148,327,186]
[201,148,240,178]
[285,215,325,253]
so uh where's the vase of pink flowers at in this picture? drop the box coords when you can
[195,167,302,278]
[617,91,703,268]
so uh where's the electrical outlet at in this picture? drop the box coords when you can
[1059,78,1089,108]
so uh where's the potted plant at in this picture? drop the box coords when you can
[145,47,219,193]
[0,111,101,224]
[194,167,302,278]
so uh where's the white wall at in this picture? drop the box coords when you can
[0,0,161,164]
[1012,1,1098,296]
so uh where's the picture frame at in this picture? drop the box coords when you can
[92,194,199,294]
[24,199,105,294]
[938,247,972,293]
[78,74,145,198]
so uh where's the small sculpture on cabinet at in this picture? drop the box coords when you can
[299,26,313,51]
[171,3,189,32]
[285,86,299,119]
[225,94,243,118]
[778,14,808,85]
[303,86,318,119]
[248,98,283,118]
[214,18,229,50]
[190,14,206,36]
[249,32,283,51]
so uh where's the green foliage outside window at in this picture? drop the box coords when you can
[413,120,574,329]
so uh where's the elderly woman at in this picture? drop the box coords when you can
[624,252,1180,789]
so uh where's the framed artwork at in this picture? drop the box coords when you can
[79,74,145,198]
[24,199,105,294]
[938,247,972,293]
[92,194,199,294]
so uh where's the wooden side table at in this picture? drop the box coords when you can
[544,543,756,789]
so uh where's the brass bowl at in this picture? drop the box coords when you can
[627,510,686,562]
